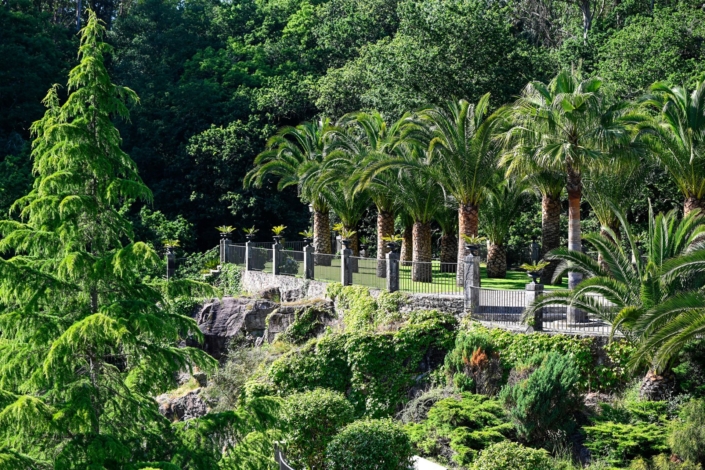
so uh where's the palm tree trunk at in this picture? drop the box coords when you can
[486,244,507,278]
[401,225,413,266]
[440,233,457,273]
[376,210,394,277]
[313,210,332,266]
[567,165,587,323]
[541,193,562,284]
[412,221,432,282]
[684,196,705,216]
[457,203,479,286]
[347,227,359,272]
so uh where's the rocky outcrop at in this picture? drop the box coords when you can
[157,389,208,421]
[192,298,278,358]
[192,297,336,358]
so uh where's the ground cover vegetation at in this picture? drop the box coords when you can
[5,0,705,468]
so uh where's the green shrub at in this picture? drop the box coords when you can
[406,393,513,467]
[629,455,702,470]
[471,441,554,470]
[444,329,502,395]
[669,399,705,464]
[584,400,670,465]
[326,284,407,330]
[499,352,582,444]
[325,419,413,470]
[280,307,326,344]
[457,323,636,392]
[268,310,457,417]
[281,389,354,470]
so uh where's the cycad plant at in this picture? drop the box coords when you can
[480,176,529,278]
[245,119,336,255]
[640,81,705,215]
[503,71,641,321]
[524,207,705,374]
[0,13,214,466]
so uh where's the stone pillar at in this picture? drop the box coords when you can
[386,251,399,292]
[272,240,282,275]
[341,245,353,286]
[525,282,544,331]
[245,241,253,271]
[463,254,481,314]
[304,244,314,280]
[166,247,176,280]
[219,234,230,265]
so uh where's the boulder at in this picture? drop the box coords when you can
[157,389,208,421]
[192,297,278,359]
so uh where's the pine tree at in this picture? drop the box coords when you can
[0,11,214,468]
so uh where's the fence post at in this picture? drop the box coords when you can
[525,282,544,331]
[245,240,253,271]
[386,243,399,292]
[341,241,352,286]
[463,251,481,314]
[166,246,176,280]
[220,233,232,266]
[272,237,283,275]
[303,243,314,280]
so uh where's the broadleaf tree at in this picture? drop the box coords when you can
[0,11,215,468]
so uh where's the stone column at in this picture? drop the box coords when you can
[304,244,314,280]
[341,244,353,286]
[219,233,230,265]
[245,241,253,271]
[166,247,176,280]
[463,253,481,314]
[525,282,544,331]
[386,250,399,292]
[272,239,282,275]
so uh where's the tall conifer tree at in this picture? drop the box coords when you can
[0,11,213,468]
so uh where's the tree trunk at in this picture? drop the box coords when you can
[377,210,394,277]
[684,196,705,216]
[566,165,587,323]
[313,210,332,266]
[639,369,676,401]
[457,203,479,286]
[401,224,413,266]
[486,244,507,278]
[347,228,359,273]
[412,221,432,282]
[440,233,457,273]
[541,193,562,284]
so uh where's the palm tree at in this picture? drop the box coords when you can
[417,94,503,285]
[245,120,335,255]
[640,81,705,215]
[503,71,639,319]
[393,145,444,282]
[435,204,458,273]
[339,111,405,276]
[525,207,705,383]
[480,176,529,278]
[399,211,414,266]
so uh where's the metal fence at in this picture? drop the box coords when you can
[468,286,614,336]
[313,252,341,283]
[399,261,463,296]
[234,241,307,251]
[350,256,387,290]
[226,244,246,266]
[278,250,305,277]
[249,247,274,273]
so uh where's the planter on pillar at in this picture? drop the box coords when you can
[463,243,481,315]
[341,240,353,286]
[303,239,314,280]
[525,282,544,331]
[272,236,283,275]
[386,242,400,292]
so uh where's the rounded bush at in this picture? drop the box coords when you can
[282,389,354,470]
[471,441,554,470]
[325,419,414,470]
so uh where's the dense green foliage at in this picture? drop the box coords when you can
[325,419,414,470]
[500,353,582,444]
[268,310,457,417]
[669,399,705,465]
[407,393,512,467]
[282,389,354,470]
[470,441,555,470]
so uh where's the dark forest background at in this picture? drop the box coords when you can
[1,0,699,250]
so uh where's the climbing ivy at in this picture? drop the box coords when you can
[326,283,407,330]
